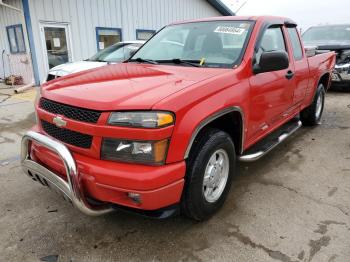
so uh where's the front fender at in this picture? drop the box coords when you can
[154,78,251,164]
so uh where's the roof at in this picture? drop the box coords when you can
[307,24,350,28]
[171,16,297,27]
[206,0,235,16]
[121,40,146,44]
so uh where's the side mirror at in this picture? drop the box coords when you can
[253,51,289,74]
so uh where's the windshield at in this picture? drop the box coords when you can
[303,25,350,42]
[89,43,142,62]
[131,21,253,68]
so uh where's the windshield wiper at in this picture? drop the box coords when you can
[129,57,158,64]
[85,58,107,62]
[94,59,107,62]
[157,58,202,67]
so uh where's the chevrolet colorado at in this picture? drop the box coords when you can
[21,16,335,221]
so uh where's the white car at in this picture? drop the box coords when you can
[46,40,145,82]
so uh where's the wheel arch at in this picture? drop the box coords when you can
[184,107,245,159]
[318,72,331,91]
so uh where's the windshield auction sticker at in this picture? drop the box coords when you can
[214,26,246,35]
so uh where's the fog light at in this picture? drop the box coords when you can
[127,192,141,204]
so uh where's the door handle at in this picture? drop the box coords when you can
[285,70,294,80]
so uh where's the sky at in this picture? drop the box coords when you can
[221,0,350,32]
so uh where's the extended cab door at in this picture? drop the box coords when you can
[285,26,309,106]
[248,25,295,141]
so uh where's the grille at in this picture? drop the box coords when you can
[39,98,101,123]
[41,120,93,148]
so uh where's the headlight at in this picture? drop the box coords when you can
[101,138,169,165]
[108,111,174,128]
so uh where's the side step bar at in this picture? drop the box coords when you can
[239,119,302,162]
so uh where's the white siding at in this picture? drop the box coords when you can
[121,0,221,40]
[0,0,28,80]
[28,0,221,83]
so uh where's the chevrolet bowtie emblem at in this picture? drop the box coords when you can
[53,116,67,128]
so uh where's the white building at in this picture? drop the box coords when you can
[0,0,233,85]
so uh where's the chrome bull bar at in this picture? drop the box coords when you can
[21,130,113,216]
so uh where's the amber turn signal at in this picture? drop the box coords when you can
[157,113,174,127]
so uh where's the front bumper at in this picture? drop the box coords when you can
[21,131,185,216]
[332,63,350,82]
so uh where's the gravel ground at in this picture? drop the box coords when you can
[0,88,349,262]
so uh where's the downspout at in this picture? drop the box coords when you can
[1,50,5,80]
[0,0,36,92]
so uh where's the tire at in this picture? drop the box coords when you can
[300,83,325,126]
[181,128,236,221]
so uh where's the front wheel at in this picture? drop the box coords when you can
[300,83,325,126]
[181,128,236,221]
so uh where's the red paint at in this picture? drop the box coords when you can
[33,16,335,210]
[31,142,185,210]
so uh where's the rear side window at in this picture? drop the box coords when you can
[287,28,303,60]
[256,27,286,63]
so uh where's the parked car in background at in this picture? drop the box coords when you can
[46,41,145,82]
[22,16,335,221]
[303,24,350,86]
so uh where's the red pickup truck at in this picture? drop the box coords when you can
[21,16,335,221]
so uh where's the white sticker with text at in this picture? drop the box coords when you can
[214,26,245,35]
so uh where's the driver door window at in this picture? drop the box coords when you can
[256,27,287,63]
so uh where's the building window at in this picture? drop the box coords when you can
[136,29,156,41]
[96,27,122,51]
[6,24,26,53]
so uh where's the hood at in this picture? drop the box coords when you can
[303,40,350,50]
[48,61,108,77]
[303,40,350,65]
[42,63,229,111]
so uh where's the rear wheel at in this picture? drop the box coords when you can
[300,83,325,126]
[181,128,235,221]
